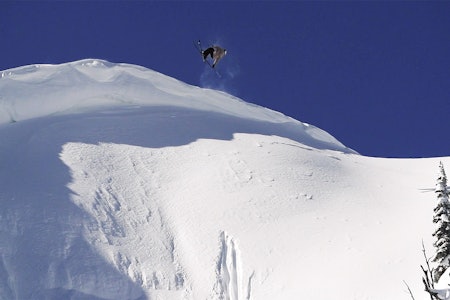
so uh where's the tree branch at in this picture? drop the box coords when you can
[403,280,416,300]
[423,240,436,287]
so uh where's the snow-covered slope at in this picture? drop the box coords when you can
[0,59,447,300]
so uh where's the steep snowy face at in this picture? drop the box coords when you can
[0,59,358,300]
[4,59,446,300]
[0,59,354,154]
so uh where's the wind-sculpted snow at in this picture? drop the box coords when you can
[0,59,354,154]
[0,59,449,299]
[214,232,242,300]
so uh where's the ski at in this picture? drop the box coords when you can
[193,40,222,78]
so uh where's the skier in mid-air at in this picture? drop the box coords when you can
[202,45,227,68]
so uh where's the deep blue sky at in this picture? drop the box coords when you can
[1,1,449,158]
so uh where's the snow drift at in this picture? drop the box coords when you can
[0,59,448,299]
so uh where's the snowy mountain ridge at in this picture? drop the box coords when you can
[0,59,354,154]
[0,59,448,299]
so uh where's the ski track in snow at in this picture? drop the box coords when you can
[0,59,449,300]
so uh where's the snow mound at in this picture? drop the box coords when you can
[0,59,447,300]
[0,59,354,154]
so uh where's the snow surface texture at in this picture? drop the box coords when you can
[0,59,448,299]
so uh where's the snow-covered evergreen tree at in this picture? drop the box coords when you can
[432,162,450,283]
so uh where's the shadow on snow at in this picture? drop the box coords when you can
[0,105,350,299]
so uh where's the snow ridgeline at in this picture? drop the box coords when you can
[0,59,353,154]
